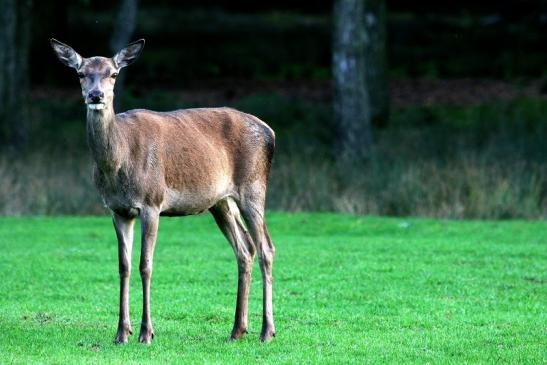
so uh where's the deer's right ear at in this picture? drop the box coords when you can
[50,38,82,70]
[113,39,145,69]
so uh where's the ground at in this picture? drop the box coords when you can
[0,213,545,364]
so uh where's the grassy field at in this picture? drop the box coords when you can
[0,213,545,364]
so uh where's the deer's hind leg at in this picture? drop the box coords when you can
[238,189,276,342]
[210,197,256,340]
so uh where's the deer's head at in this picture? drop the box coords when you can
[50,39,145,111]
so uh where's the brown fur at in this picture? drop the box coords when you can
[92,107,274,218]
[51,38,276,344]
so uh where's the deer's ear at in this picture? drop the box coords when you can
[112,39,145,69]
[50,38,82,70]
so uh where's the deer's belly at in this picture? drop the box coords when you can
[96,167,232,217]
[100,183,226,217]
[160,186,230,216]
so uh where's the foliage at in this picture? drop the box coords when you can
[36,5,547,88]
[0,214,545,363]
[266,97,547,218]
[1,93,545,218]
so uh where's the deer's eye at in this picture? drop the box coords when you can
[77,72,84,79]
[111,73,118,79]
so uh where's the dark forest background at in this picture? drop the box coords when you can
[0,0,546,217]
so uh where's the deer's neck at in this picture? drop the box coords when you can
[86,105,125,172]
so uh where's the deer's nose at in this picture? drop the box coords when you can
[88,91,104,103]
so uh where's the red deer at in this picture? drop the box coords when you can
[50,39,276,344]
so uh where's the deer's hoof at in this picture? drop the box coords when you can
[114,334,129,345]
[114,326,133,344]
[138,326,154,344]
[259,327,276,342]
[229,327,248,341]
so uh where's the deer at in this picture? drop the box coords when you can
[50,38,276,344]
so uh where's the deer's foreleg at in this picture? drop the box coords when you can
[113,214,135,344]
[138,208,159,344]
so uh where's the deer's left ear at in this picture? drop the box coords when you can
[50,38,83,69]
[113,39,145,69]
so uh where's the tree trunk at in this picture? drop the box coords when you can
[333,0,372,163]
[110,0,138,112]
[0,0,32,152]
[364,0,389,128]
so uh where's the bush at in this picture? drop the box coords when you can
[1,94,545,218]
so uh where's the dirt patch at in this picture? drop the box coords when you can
[32,78,545,108]
[390,78,542,108]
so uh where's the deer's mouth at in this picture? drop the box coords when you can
[87,103,105,110]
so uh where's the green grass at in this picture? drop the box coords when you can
[0,213,545,364]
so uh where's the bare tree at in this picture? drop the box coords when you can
[110,0,138,111]
[364,0,389,128]
[0,0,32,151]
[333,0,372,163]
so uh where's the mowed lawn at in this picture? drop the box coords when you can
[0,213,545,364]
